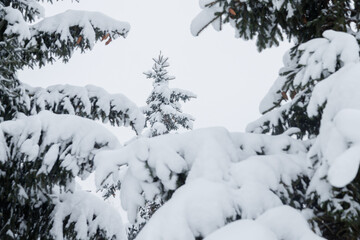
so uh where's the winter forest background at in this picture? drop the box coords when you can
[2,0,360,240]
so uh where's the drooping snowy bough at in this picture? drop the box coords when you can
[0,111,126,239]
[0,1,140,239]
[247,30,360,139]
[95,127,322,239]
[24,84,144,134]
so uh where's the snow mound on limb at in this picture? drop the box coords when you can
[230,153,308,219]
[231,131,307,158]
[256,206,324,240]
[51,190,126,240]
[260,30,359,114]
[94,127,314,239]
[204,219,278,240]
[135,178,240,240]
[1,6,31,41]
[1,111,120,178]
[132,152,309,240]
[190,0,223,37]
[307,63,360,188]
[9,0,45,19]
[32,9,130,49]
[95,127,239,222]
[24,84,145,134]
[248,30,359,135]
[205,206,324,240]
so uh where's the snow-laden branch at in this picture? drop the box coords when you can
[24,84,145,134]
[1,6,131,68]
[51,191,126,240]
[94,127,313,239]
[1,110,120,177]
[0,111,125,239]
[247,30,360,136]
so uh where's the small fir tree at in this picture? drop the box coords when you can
[128,53,196,239]
[143,53,196,137]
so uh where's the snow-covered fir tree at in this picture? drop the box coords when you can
[127,53,196,239]
[143,53,196,137]
[192,0,360,239]
[2,0,360,240]
[0,1,144,239]
[84,1,360,240]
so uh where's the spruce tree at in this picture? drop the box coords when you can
[128,53,196,239]
[193,1,360,239]
[143,53,196,137]
[0,1,144,239]
[192,1,360,139]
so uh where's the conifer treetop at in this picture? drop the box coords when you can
[144,53,175,84]
[143,53,196,137]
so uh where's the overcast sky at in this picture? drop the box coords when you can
[19,0,291,142]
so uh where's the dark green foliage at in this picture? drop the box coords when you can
[306,169,360,240]
[0,1,131,239]
[196,0,360,51]
[127,200,163,240]
[0,132,71,238]
[195,1,360,239]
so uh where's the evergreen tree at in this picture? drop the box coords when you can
[193,1,360,239]
[191,0,359,140]
[128,53,196,239]
[143,53,196,137]
[0,1,144,239]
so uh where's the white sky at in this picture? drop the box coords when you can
[19,0,291,142]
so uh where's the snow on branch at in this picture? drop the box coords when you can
[259,30,359,115]
[307,63,360,188]
[94,127,311,239]
[9,0,45,22]
[24,84,145,134]
[135,178,240,240]
[51,191,126,240]
[191,0,223,37]
[0,111,124,238]
[205,206,324,240]
[1,111,120,178]
[27,10,129,66]
[1,7,131,67]
[31,9,129,46]
[247,30,360,136]
[1,6,31,42]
